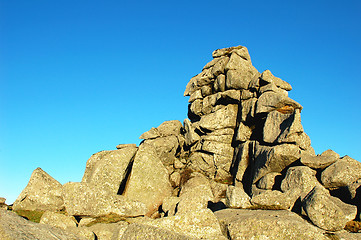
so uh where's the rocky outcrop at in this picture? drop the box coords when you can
[4,45,361,239]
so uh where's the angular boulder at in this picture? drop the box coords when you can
[302,186,357,231]
[12,168,64,212]
[123,143,173,215]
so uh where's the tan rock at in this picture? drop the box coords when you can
[120,223,198,240]
[213,74,226,92]
[256,91,302,114]
[199,104,238,131]
[188,89,202,103]
[321,156,361,189]
[187,152,216,178]
[225,185,251,208]
[12,168,64,212]
[124,143,172,215]
[145,209,226,239]
[115,144,137,149]
[211,56,229,77]
[0,209,87,240]
[300,153,338,169]
[250,189,300,210]
[215,209,328,240]
[40,211,77,229]
[87,222,129,240]
[260,70,292,91]
[302,186,357,231]
[256,172,281,190]
[63,182,147,217]
[81,148,137,195]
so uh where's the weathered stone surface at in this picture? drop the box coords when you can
[63,182,147,217]
[235,122,252,142]
[82,148,137,195]
[215,209,328,240]
[116,144,137,149]
[233,141,252,184]
[124,143,172,214]
[226,69,257,90]
[260,70,292,91]
[139,127,160,139]
[201,141,233,158]
[300,153,338,169]
[145,135,179,166]
[347,179,361,200]
[252,143,301,183]
[321,156,361,189]
[187,152,216,178]
[145,209,226,240]
[40,211,77,229]
[281,166,322,200]
[121,223,198,240]
[87,222,129,240]
[199,104,238,131]
[263,109,304,144]
[162,196,180,217]
[214,74,226,92]
[211,56,229,77]
[256,91,302,114]
[140,120,183,140]
[250,189,300,210]
[334,231,361,240]
[239,97,257,122]
[177,172,214,213]
[0,197,7,210]
[188,89,203,103]
[0,209,87,240]
[225,185,251,208]
[256,172,281,190]
[183,119,200,146]
[321,149,340,159]
[12,168,64,212]
[302,186,357,231]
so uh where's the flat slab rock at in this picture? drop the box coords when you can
[215,209,328,240]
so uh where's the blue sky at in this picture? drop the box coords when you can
[1,0,360,204]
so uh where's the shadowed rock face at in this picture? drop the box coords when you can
[5,45,361,240]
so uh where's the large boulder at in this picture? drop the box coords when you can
[300,153,338,169]
[225,185,251,209]
[87,222,129,240]
[302,186,357,231]
[81,147,138,195]
[215,209,328,240]
[123,143,173,215]
[62,182,147,217]
[321,156,361,189]
[12,168,64,212]
[0,209,87,240]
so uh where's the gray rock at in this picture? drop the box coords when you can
[302,186,357,231]
[12,168,64,212]
[139,127,160,139]
[321,156,361,189]
[260,70,292,91]
[233,141,252,183]
[0,209,87,240]
[199,104,238,131]
[256,172,281,190]
[226,68,257,90]
[215,209,328,240]
[256,91,302,114]
[300,153,337,169]
[281,166,322,200]
[145,135,180,166]
[183,119,200,146]
[225,185,252,208]
[140,120,183,140]
[63,182,147,217]
[252,142,301,183]
[81,148,137,195]
[239,97,257,122]
[124,143,173,215]
[120,223,198,240]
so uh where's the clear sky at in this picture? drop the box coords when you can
[1,0,360,204]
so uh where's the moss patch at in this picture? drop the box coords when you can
[14,210,44,223]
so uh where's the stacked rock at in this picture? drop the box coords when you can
[4,46,361,239]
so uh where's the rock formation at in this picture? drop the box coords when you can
[3,46,361,239]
